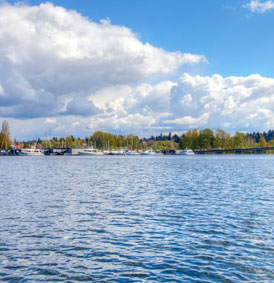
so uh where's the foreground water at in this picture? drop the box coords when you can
[0,155,273,282]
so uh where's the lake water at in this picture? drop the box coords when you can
[0,155,273,282]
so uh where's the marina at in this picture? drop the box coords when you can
[2,146,274,156]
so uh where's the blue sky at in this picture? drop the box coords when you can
[0,0,274,139]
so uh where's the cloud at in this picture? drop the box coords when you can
[63,98,99,116]
[0,2,205,122]
[45,118,57,124]
[243,0,274,13]
[167,73,274,131]
[0,2,273,139]
[164,113,209,127]
[92,81,175,115]
[0,84,5,97]
[3,72,274,139]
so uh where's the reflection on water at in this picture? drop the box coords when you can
[0,155,274,282]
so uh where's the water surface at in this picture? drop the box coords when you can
[0,155,273,282]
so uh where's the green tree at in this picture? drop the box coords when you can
[41,140,48,148]
[268,139,274,146]
[179,129,199,149]
[179,137,187,149]
[0,120,12,149]
[232,132,244,149]
[155,140,174,150]
[23,142,30,149]
[50,139,59,148]
[93,131,104,149]
[198,129,215,149]
[65,136,74,148]
[116,135,124,148]
[75,138,84,148]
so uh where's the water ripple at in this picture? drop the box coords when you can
[0,155,274,282]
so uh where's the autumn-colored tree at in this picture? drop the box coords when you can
[243,134,256,148]
[259,136,268,148]
[214,129,230,149]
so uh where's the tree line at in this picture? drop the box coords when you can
[1,120,274,150]
[19,129,274,151]
[248,130,274,143]
[20,131,142,150]
[178,129,270,150]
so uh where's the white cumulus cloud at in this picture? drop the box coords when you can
[243,0,274,13]
[3,73,274,139]
[0,2,205,121]
[168,73,274,131]
[0,2,273,139]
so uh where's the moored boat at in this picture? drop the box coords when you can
[109,150,126,155]
[141,149,156,155]
[21,148,44,156]
[79,148,104,156]
[127,151,139,155]
[0,150,9,156]
[180,149,195,155]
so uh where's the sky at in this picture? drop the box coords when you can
[0,0,274,139]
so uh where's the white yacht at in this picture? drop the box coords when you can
[71,148,80,156]
[141,149,156,155]
[180,149,195,155]
[0,150,9,156]
[21,148,44,156]
[127,151,139,155]
[109,150,126,155]
[79,148,104,156]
